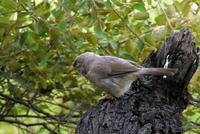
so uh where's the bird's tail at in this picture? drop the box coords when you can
[136,68,178,76]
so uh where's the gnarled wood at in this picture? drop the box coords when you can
[76,29,199,134]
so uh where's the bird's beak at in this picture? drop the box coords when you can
[73,60,77,68]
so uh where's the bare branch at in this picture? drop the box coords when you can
[189,98,200,107]
[157,0,174,33]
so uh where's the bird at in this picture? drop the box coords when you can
[73,52,177,99]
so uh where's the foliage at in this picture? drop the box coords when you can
[0,0,199,133]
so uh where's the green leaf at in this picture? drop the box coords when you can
[130,0,142,2]
[111,0,124,6]
[104,0,112,8]
[30,43,39,51]
[52,9,60,18]
[0,16,10,27]
[184,109,195,116]
[63,0,72,11]
[107,12,119,21]
[58,21,68,30]
[174,0,190,17]
[133,3,146,12]
[147,0,152,5]
[50,27,62,39]
[34,20,48,36]
[108,38,118,50]
[151,25,167,45]
[20,32,28,46]
[95,27,105,38]
[163,0,173,5]
[133,12,149,20]
[0,0,17,10]
[143,33,154,45]
[94,20,106,39]
[34,1,51,18]
[119,50,132,59]
[86,33,98,45]
[0,28,5,37]
[155,15,166,25]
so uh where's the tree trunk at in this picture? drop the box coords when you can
[76,29,199,134]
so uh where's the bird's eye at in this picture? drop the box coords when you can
[74,61,82,69]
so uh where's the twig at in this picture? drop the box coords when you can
[0,118,58,133]
[110,6,144,45]
[17,24,32,29]
[189,98,200,107]
[157,0,174,33]
[191,121,200,126]
[0,93,76,124]
[0,118,48,127]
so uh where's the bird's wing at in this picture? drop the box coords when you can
[102,56,140,77]
[127,60,143,68]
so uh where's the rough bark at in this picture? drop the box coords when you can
[76,29,199,134]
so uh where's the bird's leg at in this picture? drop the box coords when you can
[100,91,114,100]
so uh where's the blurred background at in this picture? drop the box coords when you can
[0,0,199,133]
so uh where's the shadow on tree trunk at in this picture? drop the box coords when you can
[76,29,199,134]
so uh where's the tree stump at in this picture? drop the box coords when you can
[76,29,199,134]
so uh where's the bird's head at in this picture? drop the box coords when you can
[73,52,97,75]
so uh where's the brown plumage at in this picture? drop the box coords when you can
[73,52,177,98]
